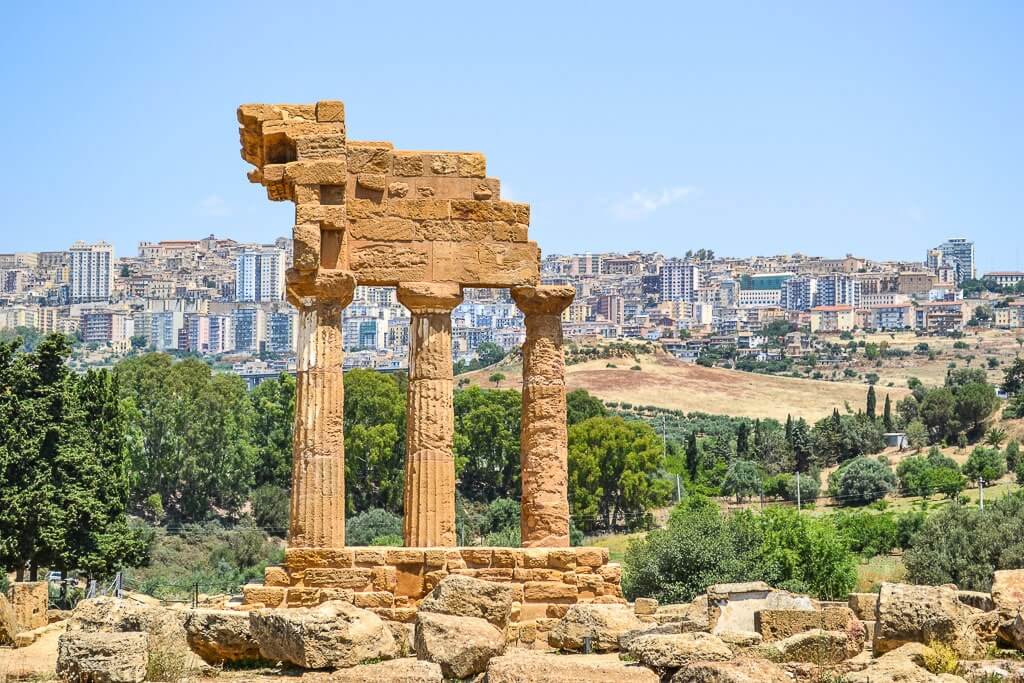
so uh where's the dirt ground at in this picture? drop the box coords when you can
[0,624,62,681]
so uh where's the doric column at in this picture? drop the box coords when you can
[397,281,463,547]
[287,269,356,548]
[512,285,575,547]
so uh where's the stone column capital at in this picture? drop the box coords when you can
[512,285,575,316]
[397,281,463,314]
[286,268,357,308]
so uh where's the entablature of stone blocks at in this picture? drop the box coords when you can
[238,101,540,290]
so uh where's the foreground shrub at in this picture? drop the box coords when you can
[622,497,855,603]
[345,508,403,546]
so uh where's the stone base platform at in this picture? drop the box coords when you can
[243,546,622,628]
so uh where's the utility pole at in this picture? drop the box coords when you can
[796,470,802,512]
[979,477,985,511]
[663,413,681,504]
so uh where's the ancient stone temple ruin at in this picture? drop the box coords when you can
[237,101,620,636]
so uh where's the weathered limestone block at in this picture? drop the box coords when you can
[847,592,879,620]
[416,575,515,629]
[414,612,505,679]
[249,600,396,669]
[184,609,262,664]
[57,632,149,683]
[398,282,462,547]
[330,657,443,682]
[768,628,861,664]
[488,651,659,682]
[634,597,659,616]
[874,582,987,658]
[548,603,642,652]
[11,582,48,632]
[708,582,813,635]
[242,585,285,608]
[284,548,355,570]
[754,606,863,644]
[669,659,791,683]
[653,595,711,630]
[68,596,187,653]
[628,632,733,669]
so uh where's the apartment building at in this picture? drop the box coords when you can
[930,239,975,285]
[780,276,817,311]
[816,274,861,308]
[985,272,1024,288]
[865,304,914,331]
[69,241,114,303]
[809,305,856,333]
[235,248,286,302]
[660,260,701,302]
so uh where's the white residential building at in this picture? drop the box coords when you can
[69,241,114,303]
[235,248,286,302]
[660,260,702,302]
[930,238,975,285]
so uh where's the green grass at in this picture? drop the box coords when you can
[855,555,906,593]
[584,532,645,563]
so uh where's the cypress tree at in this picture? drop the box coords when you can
[867,385,877,420]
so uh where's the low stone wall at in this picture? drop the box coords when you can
[754,606,858,642]
[243,546,622,627]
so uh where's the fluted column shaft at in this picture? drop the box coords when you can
[398,282,463,547]
[287,269,355,548]
[512,285,575,548]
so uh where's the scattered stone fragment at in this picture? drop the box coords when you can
[548,603,643,652]
[56,631,148,683]
[769,629,860,664]
[414,612,505,679]
[249,600,396,669]
[627,631,733,669]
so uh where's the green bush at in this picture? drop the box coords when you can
[962,447,1006,483]
[833,511,898,556]
[345,508,403,546]
[622,498,856,603]
[370,533,404,546]
[832,457,896,506]
[904,490,1024,591]
[251,484,289,537]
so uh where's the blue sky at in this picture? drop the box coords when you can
[1,1,1021,274]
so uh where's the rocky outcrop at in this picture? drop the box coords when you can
[548,603,643,652]
[68,596,186,645]
[874,583,988,658]
[249,600,396,669]
[487,651,659,682]
[329,657,444,682]
[627,632,733,669]
[992,569,1024,649]
[769,629,861,664]
[669,659,791,682]
[414,612,505,678]
[183,609,261,664]
[416,574,514,629]
[56,631,149,683]
[0,593,16,646]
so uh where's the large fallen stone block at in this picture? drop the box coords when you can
[414,612,505,679]
[417,573,514,629]
[618,621,683,650]
[11,582,48,632]
[991,569,1024,649]
[487,651,658,682]
[627,631,732,669]
[654,594,711,630]
[847,592,879,620]
[68,596,186,644]
[707,582,813,635]
[330,657,443,682]
[547,602,643,652]
[183,608,262,664]
[768,628,861,664]
[874,582,988,658]
[669,659,791,682]
[755,606,863,643]
[249,600,396,669]
[56,631,149,683]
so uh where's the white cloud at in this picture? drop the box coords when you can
[611,186,697,220]
[197,194,231,217]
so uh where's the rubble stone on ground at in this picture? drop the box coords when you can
[547,602,643,652]
[413,611,505,678]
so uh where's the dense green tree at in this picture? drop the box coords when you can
[919,388,957,444]
[453,387,521,502]
[1003,357,1024,396]
[251,484,290,536]
[751,423,790,474]
[905,492,1024,591]
[954,383,999,437]
[832,457,897,506]
[722,460,761,503]
[883,394,893,431]
[1006,440,1021,473]
[566,389,606,425]
[685,431,700,480]
[896,456,933,497]
[896,395,920,428]
[475,341,506,367]
[866,386,877,420]
[249,373,295,488]
[735,422,750,458]
[0,326,44,352]
[345,508,403,546]
[789,418,813,473]
[962,446,1006,483]
[905,420,927,451]
[811,413,885,465]
[567,416,671,531]
[343,369,405,513]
